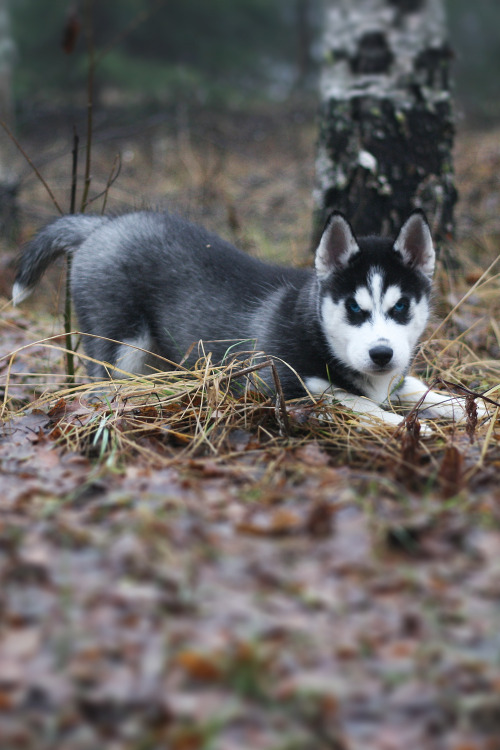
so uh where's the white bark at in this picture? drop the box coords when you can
[320,0,447,101]
[313,0,456,245]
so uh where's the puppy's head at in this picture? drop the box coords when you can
[314,211,435,377]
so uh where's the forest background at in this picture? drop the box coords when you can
[7,0,500,121]
[1,2,500,749]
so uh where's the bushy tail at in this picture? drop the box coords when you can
[12,214,109,305]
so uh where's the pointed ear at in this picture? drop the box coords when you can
[315,212,360,279]
[394,210,435,278]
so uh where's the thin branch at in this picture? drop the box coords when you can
[80,0,95,212]
[0,119,63,215]
[270,360,291,437]
[70,127,79,213]
[64,131,80,385]
[86,153,122,212]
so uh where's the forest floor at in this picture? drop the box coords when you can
[1,103,500,749]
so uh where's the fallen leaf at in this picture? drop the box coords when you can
[176,650,223,682]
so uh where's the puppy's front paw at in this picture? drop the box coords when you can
[420,397,466,421]
[354,409,434,437]
[417,420,434,437]
[420,393,488,423]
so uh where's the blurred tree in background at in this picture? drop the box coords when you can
[312,0,457,245]
[0,0,19,237]
[2,0,499,250]
[10,0,319,110]
[7,0,500,121]
[445,0,500,124]
[0,0,15,123]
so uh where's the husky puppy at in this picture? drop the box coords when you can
[13,209,472,428]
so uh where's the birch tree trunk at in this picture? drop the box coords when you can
[0,0,19,239]
[313,0,456,247]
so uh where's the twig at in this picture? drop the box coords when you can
[217,358,276,384]
[0,120,63,215]
[434,377,500,408]
[70,127,79,213]
[64,131,79,385]
[270,360,290,437]
[80,0,95,211]
[86,153,122,213]
[428,256,500,342]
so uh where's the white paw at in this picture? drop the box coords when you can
[341,407,436,437]
[354,410,403,429]
[418,421,434,437]
[420,398,466,421]
[420,395,488,423]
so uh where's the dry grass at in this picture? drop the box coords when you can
[2,111,500,496]
[2,250,499,494]
[2,113,500,750]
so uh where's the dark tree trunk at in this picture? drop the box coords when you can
[0,0,19,240]
[312,0,457,249]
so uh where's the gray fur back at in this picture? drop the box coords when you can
[12,210,318,393]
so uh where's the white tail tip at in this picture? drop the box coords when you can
[12,282,32,306]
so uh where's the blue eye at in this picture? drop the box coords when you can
[393,298,409,313]
[347,299,361,314]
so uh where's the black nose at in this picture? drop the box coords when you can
[369,345,393,368]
